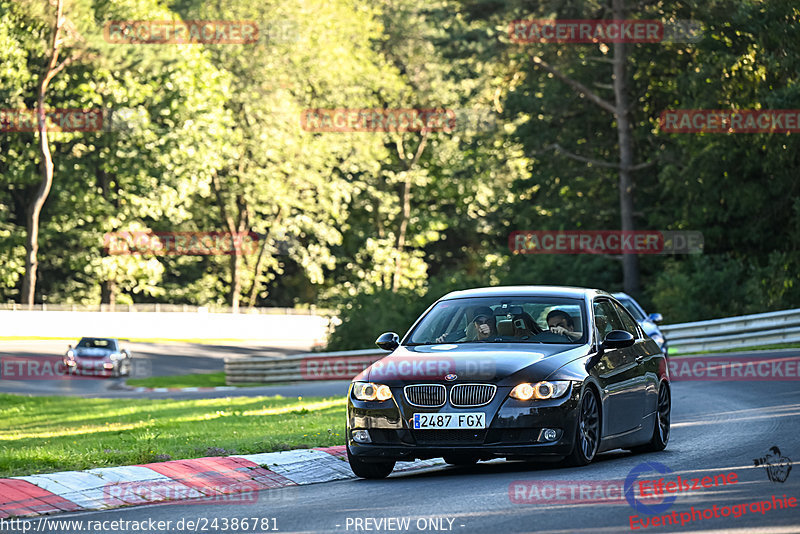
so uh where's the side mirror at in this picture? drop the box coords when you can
[68,344,73,349]
[375,332,400,351]
[602,330,635,350]
[648,312,663,323]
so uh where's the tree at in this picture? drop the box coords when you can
[523,0,649,295]
[20,0,86,306]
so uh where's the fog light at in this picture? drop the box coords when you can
[542,428,558,441]
[352,430,372,444]
[103,363,114,369]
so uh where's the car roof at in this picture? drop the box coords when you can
[440,285,611,300]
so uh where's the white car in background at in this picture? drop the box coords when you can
[612,293,668,355]
[63,337,132,377]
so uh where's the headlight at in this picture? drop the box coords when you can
[352,382,393,402]
[651,333,665,348]
[66,350,74,358]
[110,353,122,361]
[510,381,571,401]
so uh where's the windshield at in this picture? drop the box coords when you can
[76,338,116,350]
[617,298,646,321]
[407,297,587,345]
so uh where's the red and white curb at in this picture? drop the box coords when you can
[130,386,237,393]
[0,446,444,518]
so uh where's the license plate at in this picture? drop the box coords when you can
[413,412,486,429]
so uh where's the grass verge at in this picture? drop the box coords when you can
[126,372,234,389]
[0,393,345,478]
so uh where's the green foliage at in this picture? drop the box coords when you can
[326,270,491,350]
[649,252,800,323]
[325,289,430,351]
[0,0,797,337]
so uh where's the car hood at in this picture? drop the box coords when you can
[358,343,589,385]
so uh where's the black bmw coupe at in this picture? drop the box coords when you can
[346,286,670,478]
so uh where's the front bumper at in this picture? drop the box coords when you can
[347,382,582,461]
[63,360,114,376]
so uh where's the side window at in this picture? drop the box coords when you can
[593,300,624,339]
[613,302,640,337]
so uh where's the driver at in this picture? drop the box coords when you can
[435,306,497,343]
[466,306,497,341]
[546,310,581,341]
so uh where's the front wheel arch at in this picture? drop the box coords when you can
[563,381,602,466]
[581,380,604,441]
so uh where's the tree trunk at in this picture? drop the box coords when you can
[21,0,65,308]
[531,0,644,296]
[612,0,640,296]
[391,175,412,292]
[101,278,117,310]
[391,132,428,292]
[211,171,250,312]
[229,252,241,312]
[246,210,282,307]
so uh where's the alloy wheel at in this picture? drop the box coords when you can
[579,389,600,461]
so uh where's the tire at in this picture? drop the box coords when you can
[631,382,670,453]
[563,386,601,467]
[443,455,479,466]
[346,443,395,479]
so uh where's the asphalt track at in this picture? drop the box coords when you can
[0,340,332,398]
[8,349,800,534]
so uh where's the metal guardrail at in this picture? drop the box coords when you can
[224,308,800,384]
[225,349,386,384]
[661,308,800,354]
